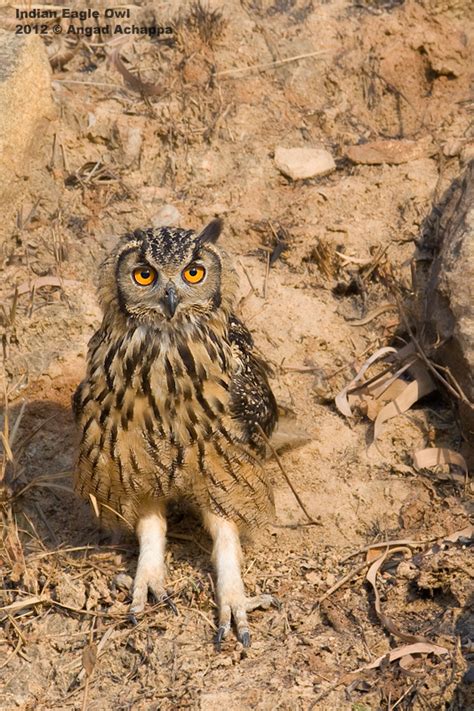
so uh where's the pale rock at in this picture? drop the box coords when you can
[152,204,182,227]
[0,30,55,222]
[274,146,336,180]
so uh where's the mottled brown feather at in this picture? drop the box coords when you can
[73,226,277,531]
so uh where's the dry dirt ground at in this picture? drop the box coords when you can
[0,1,473,709]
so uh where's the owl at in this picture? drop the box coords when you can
[73,219,279,647]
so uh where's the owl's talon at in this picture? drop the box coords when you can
[215,625,228,651]
[240,630,251,648]
[128,613,139,626]
[162,594,178,615]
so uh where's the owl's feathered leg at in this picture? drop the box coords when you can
[130,505,174,618]
[203,511,275,648]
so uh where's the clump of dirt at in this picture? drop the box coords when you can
[1,1,472,709]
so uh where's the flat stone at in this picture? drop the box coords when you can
[345,137,436,165]
[274,146,336,181]
[0,30,55,219]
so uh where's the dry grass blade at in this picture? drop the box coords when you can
[0,430,13,464]
[89,493,100,518]
[341,537,433,562]
[335,346,397,417]
[347,303,398,326]
[11,471,70,500]
[366,546,430,644]
[1,595,47,614]
[315,558,377,606]
[76,626,117,684]
[216,50,329,77]
[258,425,320,526]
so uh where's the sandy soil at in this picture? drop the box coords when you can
[0,1,473,709]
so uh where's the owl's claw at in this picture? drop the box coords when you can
[215,593,276,650]
[240,630,251,648]
[130,586,178,618]
[159,593,178,616]
[128,612,139,626]
[214,625,228,651]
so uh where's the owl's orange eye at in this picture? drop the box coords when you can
[132,267,157,286]
[182,264,206,284]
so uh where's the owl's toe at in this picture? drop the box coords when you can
[215,593,278,650]
[244,593,277,612]
[240,630,251,648]
[151,590,178,615]
[130,566,167,616]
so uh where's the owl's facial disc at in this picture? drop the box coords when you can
[111,224,226,327]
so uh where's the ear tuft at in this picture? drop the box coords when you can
[197,218,223,245]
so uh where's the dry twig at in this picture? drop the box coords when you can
[258,425,320,526]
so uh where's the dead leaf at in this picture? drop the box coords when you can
[1,595,47,613]
[82,642,97,677]
[366,547,383,563]
[443,524,474,543]
[335,347,397,417]
[413,448,468,482]
[366,547,430,644]
[373,367,436,441]
[353,642,449,673]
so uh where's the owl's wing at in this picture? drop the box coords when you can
[227,314,278,444]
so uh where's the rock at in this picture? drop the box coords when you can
[345,137,436,165]
[152,203,182,227]
[415,160,474,457]
[0,30,55,219]
[274,146,336,180]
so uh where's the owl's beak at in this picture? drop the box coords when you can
[163,283,178,319]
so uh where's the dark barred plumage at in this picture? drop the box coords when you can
[73,221,278,531]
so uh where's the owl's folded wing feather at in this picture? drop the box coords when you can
[227,314,278,445]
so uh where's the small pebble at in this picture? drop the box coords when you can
[274,146,336,181]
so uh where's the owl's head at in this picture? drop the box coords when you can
[99,219,239,329]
